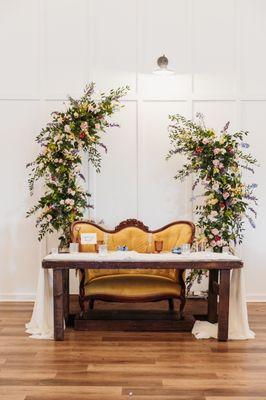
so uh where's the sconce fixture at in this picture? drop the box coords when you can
[153,54,174,76]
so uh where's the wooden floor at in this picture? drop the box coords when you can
[0,299,266,400]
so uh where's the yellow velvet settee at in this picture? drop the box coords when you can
[71,219,195,317]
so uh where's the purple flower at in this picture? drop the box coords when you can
[221,121,230,133]
[246,215,256,228]
[241,142,250,149]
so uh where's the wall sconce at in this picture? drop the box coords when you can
[153,54,174,76]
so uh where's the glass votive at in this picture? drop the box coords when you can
[222,246,230,254]
[51,247,58,255]
[98,244,107,255]
[181,243,191,255]
[69,242,79,253]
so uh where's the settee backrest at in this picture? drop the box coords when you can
[71,219,195,282]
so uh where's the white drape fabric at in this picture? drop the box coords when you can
[25,268,54,339]
[192,268,255,340]
[26,251,254,340]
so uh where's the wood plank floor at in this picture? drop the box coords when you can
[0,298,266,400]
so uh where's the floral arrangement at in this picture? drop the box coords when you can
[27,83,129,247]
[167,113,258,293]
[167,113,258,254]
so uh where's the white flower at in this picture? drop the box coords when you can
[42,146,47,154]
[47,215,52,221]
[211,228,219,235]
[202,138,209,145]
[64,125,71,133]
[58,117,63,124]
[74,112,79,118]
[212,182,220,191]
[212,159,219,167]
[210,210,218,218]
[67,188,75,196]
[60,200,65,205]
[213,148,220,155]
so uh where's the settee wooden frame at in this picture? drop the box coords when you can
[71,218,195,317]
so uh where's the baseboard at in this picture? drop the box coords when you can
[0,294,36,302]
[246,294,266,302]
[1,293,266,302]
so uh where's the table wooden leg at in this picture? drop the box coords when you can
[218,269,230,342]
[208,269,219,323]
[53,269,64,341]
[63,269,69,319]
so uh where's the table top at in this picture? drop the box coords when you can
[42,251,243,270]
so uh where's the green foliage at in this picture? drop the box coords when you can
[27,83,129,246]
[167,113,258,291]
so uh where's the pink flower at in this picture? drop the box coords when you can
[95,123,100,130]
[65,198,75,206]
[212,159,219,167]
[202,138,209,145]
[81,121,88,131]
[211,228,219,235]
[213,148,220,155]
[223,192,230,200]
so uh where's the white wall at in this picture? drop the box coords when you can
[0,0,265,300]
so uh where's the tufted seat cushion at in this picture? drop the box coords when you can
[84,274,182,300]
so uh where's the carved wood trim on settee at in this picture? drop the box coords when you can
[71,218,195,243]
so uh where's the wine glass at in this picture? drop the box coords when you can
[95,240,104,253]
[154,240,163,253]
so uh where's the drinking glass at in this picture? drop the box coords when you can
[181,243,190,255]
[98,244,107,255]
[69,243,79,253]
[154,240,163,253]
[147,233,152,253]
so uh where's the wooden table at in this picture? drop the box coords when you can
[42,252,243,342]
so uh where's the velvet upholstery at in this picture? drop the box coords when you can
[84,274,182,299]
[71,219,194,312]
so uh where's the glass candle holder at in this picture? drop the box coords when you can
[181,243,191,255]
[98,244,107,255]
[69,242,79,253]
[154,240,163,253]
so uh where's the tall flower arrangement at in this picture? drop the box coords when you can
[167,113,258,254]
[27,83,129,247]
